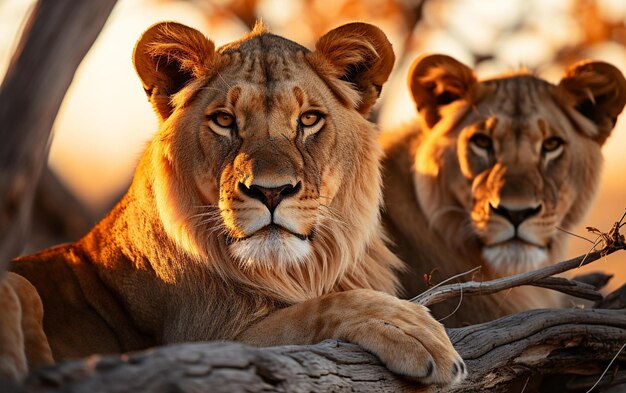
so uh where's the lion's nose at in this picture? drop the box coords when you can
[238,181,302,213]
[489,203,542,227]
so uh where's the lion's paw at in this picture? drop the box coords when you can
[342,290,466,386]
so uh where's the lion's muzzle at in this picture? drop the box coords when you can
[489,202,542,228]
[238,181,302,213]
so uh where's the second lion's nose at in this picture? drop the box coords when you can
[489,203,542,227]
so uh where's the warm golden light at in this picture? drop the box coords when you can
[0,0,624,289]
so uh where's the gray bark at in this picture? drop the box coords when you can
[6,305,624,393]
[0,0,117,268]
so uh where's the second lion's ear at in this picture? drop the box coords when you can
[133,22,216,121]
[409,54,477,129]
[557,60,626,144]
[309,23,395,116]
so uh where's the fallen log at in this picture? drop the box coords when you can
[8,305,625,393]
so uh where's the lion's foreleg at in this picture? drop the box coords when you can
[0,272,53,379]
[236,289,466,385]
[0,273,28,379]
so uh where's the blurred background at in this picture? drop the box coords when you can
[1,0,624,289]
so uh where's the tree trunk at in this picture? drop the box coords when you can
[0,0,117,268]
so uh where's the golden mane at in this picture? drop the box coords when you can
[146,127,402,303]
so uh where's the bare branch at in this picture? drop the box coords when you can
[412,214,626,307]
[531,276,602,301]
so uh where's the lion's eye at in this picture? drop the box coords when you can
[207,111,236,138]
[212,112,235,128]
[542,137,564,153]
[469,134,493,150]
[299,111,323,127]
[298,111,326,138]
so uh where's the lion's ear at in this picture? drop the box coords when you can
[408,54,477,129]
[558,60,626,144]
[311,22,395,116]
[133,22,215,120]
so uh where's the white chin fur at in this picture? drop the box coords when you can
[482,242,548,276]
[228,230,311,268]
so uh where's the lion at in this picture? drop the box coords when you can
[381,54,626,326]
[1,23,466,385]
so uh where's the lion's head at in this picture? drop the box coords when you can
[408,54,626,276]
[131,22,400,301]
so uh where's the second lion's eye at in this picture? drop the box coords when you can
[469,133,493,151]
[542,136,564,153]
[299,111,323,127]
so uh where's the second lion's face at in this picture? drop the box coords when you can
[449,79,584,274]
[409,54,626,275]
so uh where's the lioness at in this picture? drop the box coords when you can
[381,54,626,326]
[2,23,465,384]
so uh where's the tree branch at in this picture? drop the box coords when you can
[412,214,626,307]
[531,276,602,301]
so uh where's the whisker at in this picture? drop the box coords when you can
[197,217,221,226]
[189,211,222,219]
[317,202,343,218]
[317,206,353,230]
[199,86,228,93]
[216,71,233,89]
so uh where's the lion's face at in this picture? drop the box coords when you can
[409,55,626,275]
[132,22,395,272]
[195,59,360,266]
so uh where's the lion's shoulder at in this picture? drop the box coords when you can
[381,125,422,162]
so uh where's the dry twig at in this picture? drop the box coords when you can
[412,212,626,307]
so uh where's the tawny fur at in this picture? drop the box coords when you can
[0,273,53,379]
[3,24,465,385]
[382,54,626,326]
